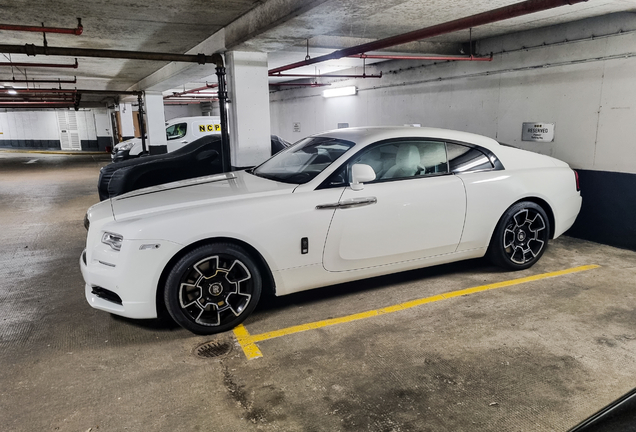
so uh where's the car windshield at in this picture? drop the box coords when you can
[251,136,355,184]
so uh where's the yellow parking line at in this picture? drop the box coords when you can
[233,264,600,360]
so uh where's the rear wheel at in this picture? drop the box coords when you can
[488,201,550,270]
[164,243,262,335]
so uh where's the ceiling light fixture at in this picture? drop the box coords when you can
[7,88,17,95]
[322,86,357,98]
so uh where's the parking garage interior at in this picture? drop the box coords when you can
[1,1,636,431]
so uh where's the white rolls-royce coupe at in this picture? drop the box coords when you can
[81,127,581,334]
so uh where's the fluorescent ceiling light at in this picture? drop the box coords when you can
[7,88,17,95]
[322,86,357,98]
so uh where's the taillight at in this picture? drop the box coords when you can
[573,170,580,192]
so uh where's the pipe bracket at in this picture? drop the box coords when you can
[24,44,37,57]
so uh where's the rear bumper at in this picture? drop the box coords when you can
[554,193,582,238]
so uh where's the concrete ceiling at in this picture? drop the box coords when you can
[1,0,635,104]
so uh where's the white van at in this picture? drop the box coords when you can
[112,116,221,161]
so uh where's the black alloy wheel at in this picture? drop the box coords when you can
[488,201,550,270]
[164,243,262,334]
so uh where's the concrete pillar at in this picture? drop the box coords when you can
[145,92,167,154]
[226,51,271,168]
[119,103,135,140]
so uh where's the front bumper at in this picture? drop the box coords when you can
[80,238,183,319]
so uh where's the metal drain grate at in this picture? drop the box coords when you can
[194,340,232,358]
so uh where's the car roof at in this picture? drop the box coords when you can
[165,116,221,126]
[313,126,501,151]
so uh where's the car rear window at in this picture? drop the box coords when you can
[447,143,494,173]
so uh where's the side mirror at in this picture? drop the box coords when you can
[350,163,376,191]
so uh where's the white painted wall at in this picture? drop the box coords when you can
[269,13,636,175]
[0,109,111,145]
[93,108,111,138]
[0,104,208,148]
[77,110,96,142]
[164,104,203,121]
[0,110,59,141]
[118,103,135,137]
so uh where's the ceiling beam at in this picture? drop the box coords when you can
[269,0,589,74]
[128,0,332,93]
[0,44,222,64]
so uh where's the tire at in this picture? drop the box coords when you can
[487,201,550,270]
[164,243,262,335]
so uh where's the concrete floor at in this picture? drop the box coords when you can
[1,150,635,432]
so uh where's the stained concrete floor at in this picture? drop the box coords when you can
[1,150,635,432]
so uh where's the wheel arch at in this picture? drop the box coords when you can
[155,236,276,318]
[512,196,555,239]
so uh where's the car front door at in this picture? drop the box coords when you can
[321,139,466,272]
[165,121,188,152]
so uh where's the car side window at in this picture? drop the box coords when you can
[350,140,449,182]
[166,123,187,140]
[447,142,494,173]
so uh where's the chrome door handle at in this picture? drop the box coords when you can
[339,197,377,209]
[316,197,377,210]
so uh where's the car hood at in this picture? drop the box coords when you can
[110,170,296,221]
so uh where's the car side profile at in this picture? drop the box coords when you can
[111,116,222,162]
[81,127,581,334]
[98,134,290,201]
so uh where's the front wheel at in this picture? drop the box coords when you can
[164,243,262,335]
[487,201,550,270]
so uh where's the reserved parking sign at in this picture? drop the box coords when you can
[522,122,555,142]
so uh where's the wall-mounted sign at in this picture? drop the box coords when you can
[293,122,301,133]
[337,123,349,129]
[522,122,555,142]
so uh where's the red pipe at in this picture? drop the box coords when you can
[268,0,587,74]
[0,59,78,68]
[0,98,74,102]
[2,77,77,84]
[0,88,141,96]
[269,83,331,87]
[269,72,382,78]
[163,93,218,100]
[167,84,218,98]
[181,90,218,94]
[0,94,74,99]
[0,100,75,104]
[0,89,76,94]
[349,54,492,61]
[0,101,74,106]
[164,91,218,99]
[164,100,218,104]
[0,19,83,35]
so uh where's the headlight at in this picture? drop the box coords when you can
[102,232,123,251]
[117,141,135,151]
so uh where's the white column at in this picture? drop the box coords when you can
[119,103,135,139]
[226,51,271,168]
[145,92,167,154]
